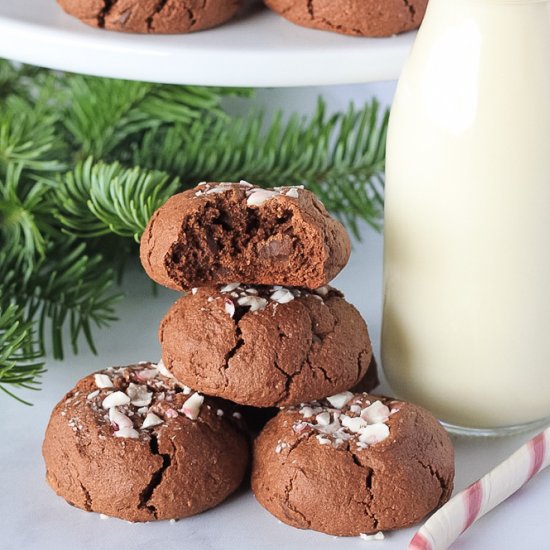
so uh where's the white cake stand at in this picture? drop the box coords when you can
[0,0,414,85]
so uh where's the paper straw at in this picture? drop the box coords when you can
[409,426,550,550]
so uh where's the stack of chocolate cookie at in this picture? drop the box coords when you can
[141,181,377,409]
[42,181,454,536]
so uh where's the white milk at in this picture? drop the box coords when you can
[383,0,550,430]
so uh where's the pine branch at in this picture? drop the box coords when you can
[24,239,123,359]
[0,241,122,361]
[63,75,252,159]
[0,164,57,263]
[133,99,388,234]
[53,157,180,241]
[0,303,45,405]
[50,100,387,243]
[0,94,67,175]
[0,59,45,100]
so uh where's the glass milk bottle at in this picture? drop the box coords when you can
[382,0,550,434]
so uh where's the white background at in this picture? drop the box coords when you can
[1,84,549,550]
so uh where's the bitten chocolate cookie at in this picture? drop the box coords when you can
[57,0,240,34]
[42,362,249,522]
[159,284,373,407]
[252,392,454,536]
[265,0,428,37]
[140,182,351,291]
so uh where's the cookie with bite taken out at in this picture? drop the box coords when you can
[140,181,351,291]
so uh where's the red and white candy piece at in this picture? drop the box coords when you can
[409,427,550,550]
[156,359,173,379]
[136,368,158,382]
[102,391,130,409]
[181,392,204,420]
[126,383,152,407]
[142,412,163,429]
[326,391,354,409]
[94,373,113,389]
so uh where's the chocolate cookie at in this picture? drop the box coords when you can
[140,182,351,291]
[252,393,454,536]
[159,284,372,407]
[265,0,428,37]
[57,0,240,34]
[42,362,249,522]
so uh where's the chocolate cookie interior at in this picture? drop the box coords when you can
[167,184,328,288]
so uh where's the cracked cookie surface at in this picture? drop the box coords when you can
[56,0,240,34]
[42,362,249,522]
[140,181,351,291]
[251,393,454,536]
[159,284,373,407]
[264,0,428,37]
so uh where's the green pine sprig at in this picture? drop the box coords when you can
[0,303,45,405]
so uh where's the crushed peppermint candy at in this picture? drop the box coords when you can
[142,412,163,429]
[94,373,113,389]
[326,391,354,409]
[193,181,304,207]
[156,359,173,379]
[219,283,331,318]
[102,391,130,409]
[361,400,391,424]
[126,383,152,407]
[109,407,133,430]
[270,288,295,304]
[220,283,240,293]
[237,294,268,312]
[136,368,158,382]
[114,427,139,439]
[72,363,207,441]
[276,394,400,452]
[180,392,204,420]
[224,298,236,317]
[360,532,385,542]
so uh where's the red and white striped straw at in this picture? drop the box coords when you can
[409,426,550,550]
